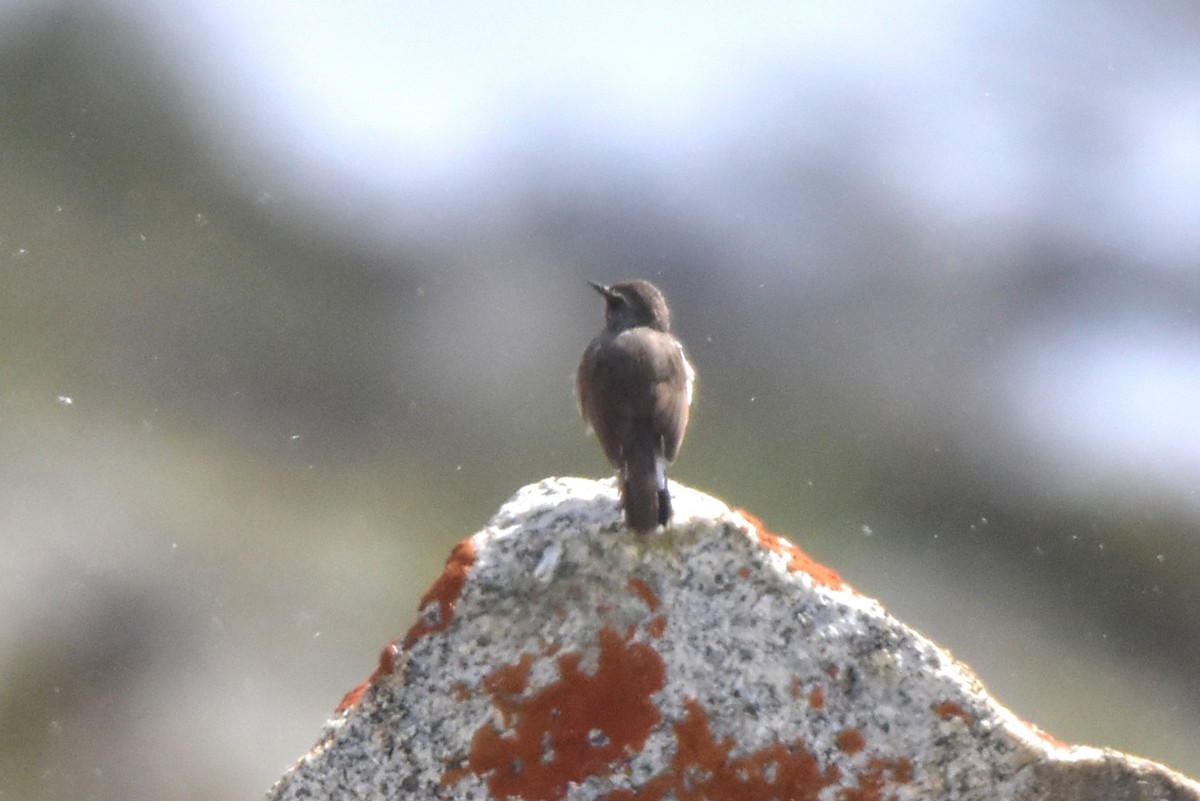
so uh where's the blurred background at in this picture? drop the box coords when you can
[2,0,1198,797]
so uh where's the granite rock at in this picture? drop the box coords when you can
[267,477,1200,801]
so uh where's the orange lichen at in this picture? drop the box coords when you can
[836,728,866,755]
[736,509,847,590]
[933,701,972,727]
[837,756,914,801]
[1025,721,1067,748]
[607,698,842,801]
[448,663,917,801]
[484,653,535,705]
[334,640,402,714]
[378,640,402,673]
[606,700,915,801]
[334,679,368,714]
[402,539,476,648]
[808,687,825,710]
[444,626,665,801]
[646,615,667,639]
[627,578,660,611]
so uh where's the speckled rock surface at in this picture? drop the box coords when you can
[267,477,1200,801]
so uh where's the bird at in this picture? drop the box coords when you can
[577,279,694,533]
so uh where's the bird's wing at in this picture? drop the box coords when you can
[581,330,693,466]
[577,339,626,467]
[651,337,692,463]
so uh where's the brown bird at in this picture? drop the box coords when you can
[577,280,695,533]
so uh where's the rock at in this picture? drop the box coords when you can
[267,477,1200,801]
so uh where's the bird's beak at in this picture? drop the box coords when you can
[588,281,615,300]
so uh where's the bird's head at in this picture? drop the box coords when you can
[589,279,672,333]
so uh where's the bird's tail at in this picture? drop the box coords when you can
[620,426,670,534]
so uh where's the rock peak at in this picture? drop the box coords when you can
[269,477,1200,801]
